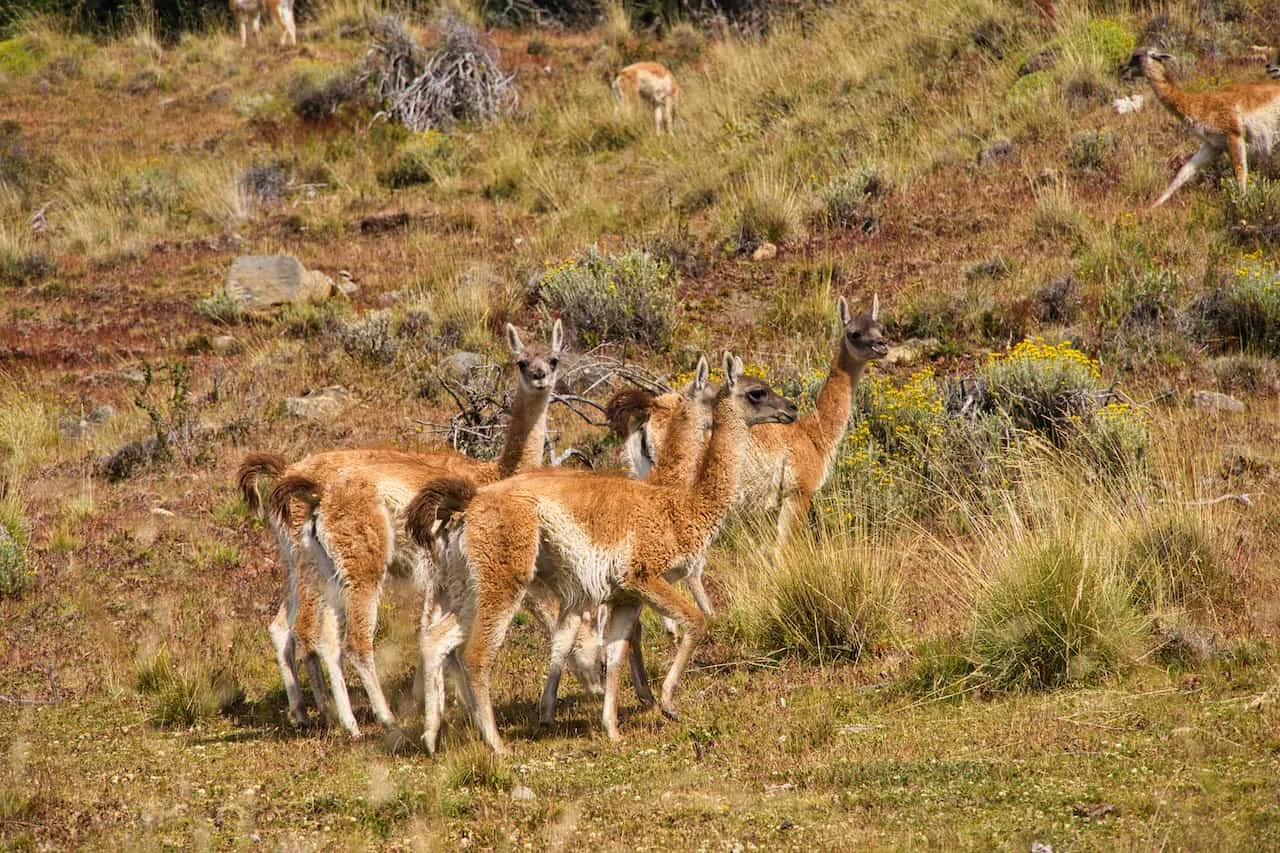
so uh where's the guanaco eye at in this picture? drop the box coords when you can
[549,358,559,369]
[517,360,529,369]
[746,388,766,402]
[847,330,861,340]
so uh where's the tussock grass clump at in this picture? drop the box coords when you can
[539,246,677,349]
[721,528,899,664]
[1211,353,1278,394]
[729,171,804,252]
[439,743,512,792]
[1077,401,1149,478]
[288,64,365,122]
[1066,129,1114,172]
[1101,269,1181,330]
[1223,178,1280,247]
[1118,514,1230,613]
[971,536,1142,692]
[195,291,243,325]
[1190,256,1280,355]
[378,131,457,188]
[0,388,59,482]
[135,649,244,729]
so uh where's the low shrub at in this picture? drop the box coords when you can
[195,291,242,325]
[1076,401,1149,478]
[980,338,1100,442]
[0,494,31,598]
[1065,129,1114,172]
[1211,354,1278,394]
[338,310,399,365]
[1223,177,1280,246]
[288,65,364,122]
[539,246,678,349]
[378,132,457,188]
[1101,269,1181,330]
[1189,256,1280,354]
[971,536,1141,691]
[818,168,886,233]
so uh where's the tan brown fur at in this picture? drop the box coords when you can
[237,451,287,515]
[230,0,296,48]
[612,61,679,136]
[1124,48,1280,207]
[247,321,567,736]
[412,354,797,753]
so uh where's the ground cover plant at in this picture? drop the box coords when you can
[3,0,1280,847]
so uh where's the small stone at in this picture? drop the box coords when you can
[884,337,939,367]
[1192,390,1245,414]
[751,242,778,261]
[284,386,353,420]
[510,785,535,802]
[978,138,1014,167]
[440,351,487,383]
[1029,844,1054,853]
[87,404,115,425]
[211,335,240,355]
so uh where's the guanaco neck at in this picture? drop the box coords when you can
[688,393,748,522]
[648,397,705,488]
[495,384,552,478]
[1141,61,1195,120]
[804,343,869,471]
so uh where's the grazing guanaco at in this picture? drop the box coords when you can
[237,321,600,736]
[230,0,297,48]
[1123,48,1280,208]
[612,61,679,136]
[409,353,798,753]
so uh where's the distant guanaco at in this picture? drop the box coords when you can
[612,61,679,136]
[230,0,297,48]
[1123,48,1280,207]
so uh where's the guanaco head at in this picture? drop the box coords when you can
[1121,48,1174,82]
[606,356,715,477]
[838,294,888,364]
[721,352,798,426]
[506,318,564,394]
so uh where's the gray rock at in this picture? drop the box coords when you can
[885,337,940,367]
[510,785,535,803]
[751,242,778,261]
[87,404,115,425]
[440,351,487,383]
[223,255,334,311]
[284,386,353,420]
[211,335,241,355]
[978,138,1014,167]
[1192,390,1245,414]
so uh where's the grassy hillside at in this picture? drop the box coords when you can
[3,0,1280,847]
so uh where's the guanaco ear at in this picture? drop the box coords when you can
[687,355,710,395]
[505,323,524,356]
[1151,50,1173,62]
[550,318,564,355]
[837,295,852,327]
[722,352,744,388]
[871,292,880,322]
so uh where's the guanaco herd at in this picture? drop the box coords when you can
[239,299,887,752]
[225,7,1280,751]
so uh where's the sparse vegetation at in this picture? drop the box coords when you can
[539,246,677,348]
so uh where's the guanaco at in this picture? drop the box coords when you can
[230,0,297,48]
[409,353,798,753]
[1123,48,1280,207]
[237,321,600,736]
[612,61,679,136]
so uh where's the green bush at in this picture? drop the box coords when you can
[980,338,1100,442]
[540,247,678,349]
[195,292,242,325]
[1007,70,1052,103]
[972,537,1141,691]
[1067,19,1135,67]
[1066,129,1114,172]
[1077,401,1149,478]
[1101,269,1181,330]
[0,495,31,598]
[378,132,458,189]
[1190,257,1280,354]
[1224,179,1280,247]
[819,168,886,233]
[338,310,399,365]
